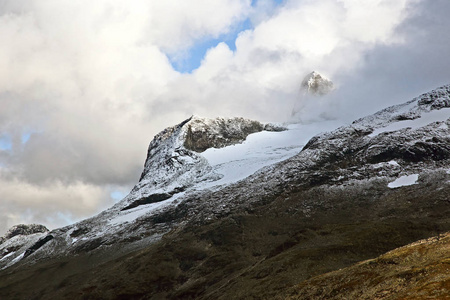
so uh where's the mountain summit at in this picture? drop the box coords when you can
[0,85,449,299]
[301,71,334,96]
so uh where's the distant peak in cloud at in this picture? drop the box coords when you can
[301,71,334,96]
[291,71,335,123]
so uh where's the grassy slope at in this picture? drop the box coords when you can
[285,232,450,300]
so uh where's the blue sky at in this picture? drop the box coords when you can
[0,135,12,151]
[0,133,33,151]
[168,18,252,73]
[169,0,285,73]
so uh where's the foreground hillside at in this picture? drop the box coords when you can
[0,85,449,299]
[286,232,450,300]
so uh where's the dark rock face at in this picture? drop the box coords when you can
[1,224,49,242]
[122,193,173,211]
[302,123,450,167]
[70,227,90,238]
[184,117,264,152]
[72,237,104,254]
[23,235,54,258]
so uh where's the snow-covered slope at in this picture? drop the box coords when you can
[0,85,448,271]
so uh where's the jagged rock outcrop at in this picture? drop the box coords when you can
[0,224,48,244]
[301,71,334,96]
[184,117,264,152]
[0,224,49,265]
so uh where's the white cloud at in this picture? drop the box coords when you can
[338,0,411,44]
[0,176,113,232]
[171,0,415,122]
[249,0,283,26]
[146,0,251,53]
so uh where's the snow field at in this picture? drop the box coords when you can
[200,120,343,188]
[369,108,449,137]
[388,174,419,188]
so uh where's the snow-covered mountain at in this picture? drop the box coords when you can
[300,71,334,96]
[0,116,308,269]
[292,71,334,118]
[0,85,449,299]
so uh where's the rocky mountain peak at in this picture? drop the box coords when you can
[129,116,286,212]
[301,71,334,96]
[416,84,450,109]
[138,116,268,182]
[0,224,48,244]
[139,115,286,180]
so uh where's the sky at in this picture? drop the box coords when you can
[1,0,450,235]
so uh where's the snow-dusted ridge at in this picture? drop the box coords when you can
[353,84,449,130]
[0,85,449,270]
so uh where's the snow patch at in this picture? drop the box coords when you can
[109,196,179,226]
[0,251,15,261]
[1,252,24,270]
[388,174,419,188]
[369,108,449,137]
[200,120,342,188]
[10,253,24,264]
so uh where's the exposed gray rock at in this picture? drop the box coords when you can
[417,85,450,108]
[184,117,264,152]
[264,123,287,132]
[1,224,49,242]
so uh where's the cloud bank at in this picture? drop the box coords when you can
[1,0,449,234]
